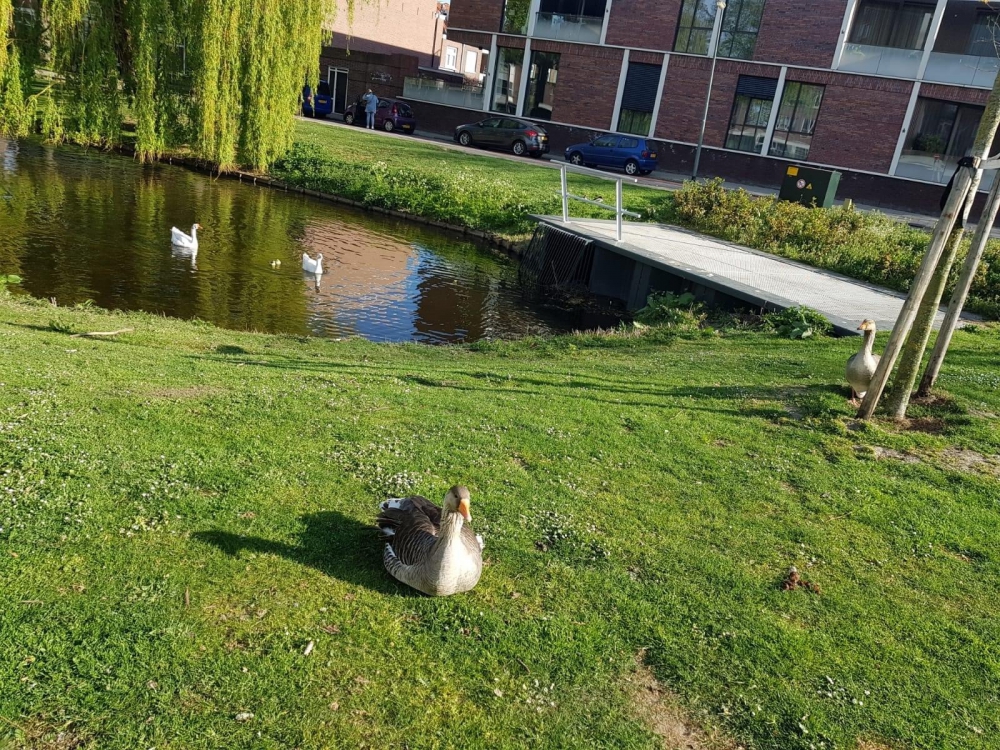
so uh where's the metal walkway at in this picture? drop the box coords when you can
[538,217,953,335]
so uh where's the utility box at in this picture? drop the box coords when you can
[779,165,841,208]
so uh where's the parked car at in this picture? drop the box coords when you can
[454,117,549,157]
[301,82,334,118]
[565,134,659,176]
[343,97,417,133]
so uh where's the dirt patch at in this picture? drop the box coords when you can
[6,719,88,750]
[939,448,1000,476]
[899,416,946,434]
[854,446,921,464]
[147,385,225,400]
[627,653,742,750]
[856,741,896,750]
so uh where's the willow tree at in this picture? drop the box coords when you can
[0,0,341,170]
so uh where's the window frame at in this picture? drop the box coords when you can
[444,46,458,70]
[725,93,773,154]
[525,50,560,121]
[674,0,717,55]
[465,49,479,74]
[847,0,936,51]
[717,0,766,60]
[768,82,825,160]
[490,47,525,115]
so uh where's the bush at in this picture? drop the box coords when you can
[765,306,833,339]
[635,291,705,333]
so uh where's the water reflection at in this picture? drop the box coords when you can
[0,138,580,343]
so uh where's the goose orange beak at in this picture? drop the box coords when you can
[458,497,471,522]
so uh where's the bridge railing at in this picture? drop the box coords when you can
[556,162,641,242]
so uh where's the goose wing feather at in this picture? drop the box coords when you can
[171,227,191,245]
[376,496,440,566]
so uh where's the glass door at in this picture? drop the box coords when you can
[328,67,349,115]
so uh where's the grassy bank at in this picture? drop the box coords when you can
[280,122,1000,319]
[2,294,999,749]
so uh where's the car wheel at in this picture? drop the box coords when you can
[512,140,527,156]
[458,131,472,147]
[569,151,584,166]
[344,111,355,125]
[624,159,640,176]
[383,119,395,132]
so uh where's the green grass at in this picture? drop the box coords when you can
[2,295,999,749]
[278,121,675,240]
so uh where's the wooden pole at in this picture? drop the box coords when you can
[882,72,1000,419]
[918,171,1000,396]
[856,167,972,420]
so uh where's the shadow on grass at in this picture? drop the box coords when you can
[193,511,404,595]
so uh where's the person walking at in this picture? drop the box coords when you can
[363,89,378,130]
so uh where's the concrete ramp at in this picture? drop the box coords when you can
[536,217,950,336]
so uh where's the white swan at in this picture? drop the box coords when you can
[302,253,323,274]
[171,223,201,250]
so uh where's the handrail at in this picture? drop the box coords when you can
[557,162,640,242]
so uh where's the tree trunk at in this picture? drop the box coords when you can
[883,227,965,418]
[878,76,1000,420]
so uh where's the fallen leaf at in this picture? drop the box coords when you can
[235,712,254,722]
[303,641,315,657]
[321,625,340,635]
[329,702,339,711]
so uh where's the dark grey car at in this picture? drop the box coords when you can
[454,117,550,157]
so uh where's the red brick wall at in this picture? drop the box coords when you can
[920,83,990,106]
[448,0,504,33]
[528,40,624,129]
[319,48,419,103]
[656,55,712,143]
[326,0,443,67]
[754,0,848,68]
[786,70,912,173]
[605,0,682,50]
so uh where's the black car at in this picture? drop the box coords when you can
[454,117,549,157]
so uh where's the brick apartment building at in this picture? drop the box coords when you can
[399,0,1000,213]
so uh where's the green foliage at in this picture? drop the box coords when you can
[634,291,706,333]
[0,274,21,287]
[765,305,833,339]
[0,0,340,169]
[669,179,1000,320]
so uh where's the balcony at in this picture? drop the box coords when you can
[532,12,603,44]
[403,77,484,110]
[839,44,922,78]
[923,52,1000,87]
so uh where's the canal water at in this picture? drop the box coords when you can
[0,138,600,343]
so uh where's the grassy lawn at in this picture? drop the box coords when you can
[279,121,674,240]
[2,295,999,749]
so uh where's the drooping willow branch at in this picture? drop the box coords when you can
[0,0,340,170]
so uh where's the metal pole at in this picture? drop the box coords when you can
[856,165,975,419]
[692,1,726,180]
[919,169,1000,396]
[561,165,569,223]
[616,178,623,242]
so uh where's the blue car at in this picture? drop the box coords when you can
[302,82,334,118]
[565,134,659,176]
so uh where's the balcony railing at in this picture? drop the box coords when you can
[403,77,484,110]
[532,12,603,44]
[839,43,922,78]
[923,51,1000,88]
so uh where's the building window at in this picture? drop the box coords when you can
[848,0,935,50]
[768,82,824,160]
[491,48,524,114]
[718,0,766,59]
[675,0,718,55]
[617,61,661,136]
[501,0,530,34]
[896,97,985,184]
[968,12,1000,57]
[465,50,478,74]
[526,51,559,120]
[444,46,458,70]
[725,75,778,154]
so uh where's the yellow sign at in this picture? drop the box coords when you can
[787,166,799,176]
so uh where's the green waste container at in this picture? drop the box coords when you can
[778,165,841,208]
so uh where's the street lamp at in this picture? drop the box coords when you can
[692,0,726,180]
